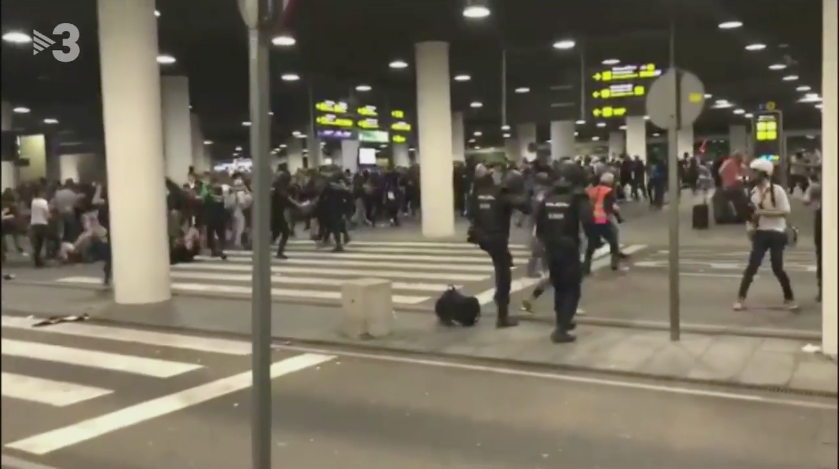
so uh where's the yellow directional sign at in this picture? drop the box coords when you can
[592,84,646,99]
[755,116,778,141]
[315,100,349,114]
[391,110,405,119]
[592,106,628,118]
[765,101,777,111]
[357,118,381,130]
[357,105,378,117]
[315,114,353,128]
[391,134,407,143]
[390,121,411,132]
[592,63,661,82]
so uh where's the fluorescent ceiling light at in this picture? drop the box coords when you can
[816,104,823,109]
[297,134,307,139]
[235,146,243,151]
[281,73,300,81]
[768,64,787,70]
[469,101,483,108]
[745,43,766,51]
[157,55,176,64]
[602,59,620,65]
[514,87,530,93]
[204,140,213,145]
[271,34,295,47]
[501,125,510,131]
[704,93,713,98]
[644,115,651,120]
[733,109,745,114]
[468,138,476,143]
[155,10,161,17]
[575,120,585,125]
[355,84,372,92]
[619,125,626,130]
[744,113,754,118]
[714,98,730,105]
[574,132,579,136]
[279,144,287,149]
[2,31,31,43]
[453,74,471,82]
[783,75,799,81]
[463,5,491,18]
[714,102,734,109]
[473,131,482,136]
[799,94,822,103]
[12,107,30,114]
[652,133,661,137]
[389,60,408,69]
[242,121,252,126]
[718,21,743,29]
[596,122,606,128]
[591,136,600,141]
[553,40,576,50]
[503,133,511,138]
[796,85,812,92]
[269,111,274,116]
[43,118,59,124]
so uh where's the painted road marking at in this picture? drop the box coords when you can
[1,316,252,356]
[1,373,112,407]
[285,240,528,249]
[275,245,530,256]
[194,256,497,272]
[634,260,816,272]
[223,249,527,264]
[1,339,202,378]
[164,271,456,292]
[5,353,336,455]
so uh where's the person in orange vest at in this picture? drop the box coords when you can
[582,172,621,274]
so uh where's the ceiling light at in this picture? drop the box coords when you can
[718,21,743,29]
[501,125,510,131]
[783,75,799,81]
[470,101,483,108]
[2,31,31,44]
[596,122,606,128]
[799,94,823,103]
[454,74,471,82]
[744,113,754,118]
[12,107,30,114]
[619,125,627,130]
[733,109,745,115]
[204,140,213,145]
[574,132,579,136]
[714,102,734,109]
[157,54,176,64]
[268,111,274,116]
[235,146,243,151]
[768,63,787,70]
[704,93,713,98]
[473,131,482,136]
[503,133,511,138]
[271,149,278,154]
[43,118,59,124]
[602,59,620,65]
[389,60,408,69]
[653,133,661,137]
[644,115,651,120]
[154,10,161,17]
[279,144,287,149]
[474,145,482,149]
[242,121,252,126]
[297,134,307,139]
[796,85,812,92]
[355,84,372,92]
[553,40,576,50]
[591,136,601,141]
[745,43,766,51]
[575,120,585,125]
[271,34,296,47]
[281,73,300,81]
[514,87,530,93]
[468,138,476,143]
[816,104,823,109]
[463,5,491,19]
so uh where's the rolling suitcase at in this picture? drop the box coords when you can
[692,203,710,229]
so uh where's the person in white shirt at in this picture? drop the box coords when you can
[734,158,797,311]
[29,188,52,267]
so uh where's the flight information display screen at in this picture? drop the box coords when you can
[314,100,356,140]
[389,109,412,143]
[753,112,782,162]
[589,63,660,119]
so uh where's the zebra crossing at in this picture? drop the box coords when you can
[632,248,819,276]
[53,240,537,307]
[1,315,332,455]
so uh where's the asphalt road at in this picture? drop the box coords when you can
[4,324,836,469]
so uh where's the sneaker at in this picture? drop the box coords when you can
[520,299,533,313]
[784,300,800,312]
[733,301,746,311]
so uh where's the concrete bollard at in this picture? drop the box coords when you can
[340,278,395,339]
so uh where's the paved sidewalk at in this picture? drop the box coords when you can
[2,284,835,396]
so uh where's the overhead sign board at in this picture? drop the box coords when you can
[315,100,349,114]
[592,106,628,118]
[357,105,378,117]
[315,113,354,128]
[358,130,389,143]
[592,63,662,82]
[752,112,783,162]
[388,109,412,143]
[592,83,646,100]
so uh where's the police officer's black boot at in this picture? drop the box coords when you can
[495,302,518,328]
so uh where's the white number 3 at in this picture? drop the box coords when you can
[52,23,80,63]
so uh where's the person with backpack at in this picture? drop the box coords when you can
[734,158,798,311]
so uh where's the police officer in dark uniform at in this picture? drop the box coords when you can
[534,163,594,343]
[467,164,530,328]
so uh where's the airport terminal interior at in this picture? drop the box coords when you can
[0,0,837,468]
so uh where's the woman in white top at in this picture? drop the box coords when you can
[734,158,797,311]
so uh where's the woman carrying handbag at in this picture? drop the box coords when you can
[733,158,798,312]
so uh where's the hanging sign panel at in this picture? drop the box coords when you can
[752,112,783,162]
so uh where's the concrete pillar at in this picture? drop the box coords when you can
[98,0,170,305]
[452,111,466,163]
[504,137,518,161]
[549,120,575,161]
[415,41,455,238]
[625,116,647,161]
[287,138,304,174]
[341,139,359,172]
[822,0,837,358]
[59,154,81,182]
[393,143,410,167]
[161,75,193,184]
[516,123,537,162]
[306,137,321,167]
[729,124,749,155]
[608,131,625,157]
[677,126,695,157]
[1,101,17,190]
[189,113,206,173]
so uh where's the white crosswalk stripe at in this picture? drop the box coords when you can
[55,241,533,306]
[1,316,250,408]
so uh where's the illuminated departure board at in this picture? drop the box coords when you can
[314,99,356,140]
[752,112,783,162]
[389,109,412,143]
[589,63,660,118]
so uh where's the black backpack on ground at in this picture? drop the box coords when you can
[435,286,480,327]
